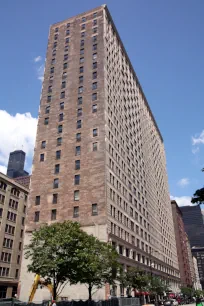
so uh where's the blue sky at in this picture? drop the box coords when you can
[0,0,204,206]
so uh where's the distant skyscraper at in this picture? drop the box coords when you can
[7,150,29,179]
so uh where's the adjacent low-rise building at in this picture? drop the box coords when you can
[0,172,29,298]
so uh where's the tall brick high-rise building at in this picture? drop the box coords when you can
[20,5,180,301]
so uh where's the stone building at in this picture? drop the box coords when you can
[19,5,180,301]
[0,172,29,298]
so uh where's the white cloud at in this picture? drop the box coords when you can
[34,56,42,63]
[171,195,193,207]
[177,177,190,187]
[0,165,7,174]
[37,64,44,82]
[0,110,37,172]
[192,130,204,145]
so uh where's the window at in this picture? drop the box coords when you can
[79,76,83,84]
[53,194,58,204]
[49,75,54,82]
[20,229,23,238]
[93,53,97,60]
[78,97,82,105]
[93,62,97,69]
[0,207,2,217]
[76,133,81,142]
[45,106,50,114]
[51,209,57,221]
[53,178,59,189]
[44,117,49,125]
[93,12,97,17]
[82,17,86,22]
[50,67,54,74]
[51,58,55,65]
[93,19,97,26]
[92,36,97,42]
[0,267,9,277]
[92,82,97,90]
[93,27,97,33]
[93,142,98,151]
[80,57,84,64]
[93,128,98,137]
[64,45,69,52]
[9,199,18,210]
[1,252,11,263]
[55,27,59,32]
[59,113,64,121]
[79,66,84,73]
[35,196,40,205]
[56,150,61,160]
[62,71,67,79]
[57,137,62,146]
[55,164,60,174]
[47,95,52,102]
[5,224,15,235]
[48,86,52,93]
[81,24,86,30]
[17,255,20,264]
[77,108,82,117]
[40,153,44,162]
[93,72,97,79]
[75,146,81,156]
[63,62,68,69]
[60,102,64,110]
[19,242,22,250]
[58,125,63,133]
[60,91,65,99]
[74,191,79,201]
[93,44,97,51]
[61,81,66,89]
[73,206,79,217]
[15,269,19,279]
[41,141,46,149]
[34,211,40,222]
[66,29,70,36]
[75,160,80,170]
[80,49,84,55]
[54,34,58,40]
[77,120,82,129]
[92,104,97,113]
[81,32,85,38]
[92,93,97,101]
[78,86,83,94]
[65,37,70,43]
[74,175,80,185]
[64,54,68,61]
[67,23,70,28]
[92,203,98,216]
[52,49,56,56]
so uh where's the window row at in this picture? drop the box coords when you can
[0,267,9,277]
[45,102,97,115]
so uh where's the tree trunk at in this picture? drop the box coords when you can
[88,284,92,301]
[53,278,57,300]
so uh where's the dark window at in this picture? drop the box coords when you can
[81,24,86,30]
[73,206,79,217]
[57,137,62,146]
[78,97,82,105]
[60,102,64,110]
[44,117,49,125]
[93,72,97,79]
[20,230,23,238]
[92,36,97,42]
[81,32,85,38]
[54,33,58,40]
[79,76,83,83]
[66,30,70,36]
[55,164,60,174]
[80,40,84,47]
[77,108,82,117]
[93,142,98,151]
[41,141,46,149]
[67,23,70,28]
[92,82,97,90]
[64,45,69,52]
[15,269,19,278]
[50,67,54,74]
[47,95,52,102]
[56,150,61,160]
[58,125,63,133]
[92,203,98,216]
[51,209,57,221]
[63,62,68,69]
[53,42,57,48]
[93,12,97,17]
[77,120,82,129]
[93,53,97,60]
[35,196,40,205]
[59,113,64,121]
[53,194,58,204]
[45,106,50,114]
[76,133,81,142]
[75,160,80,170]
[17,255,20,264]
[93,19,97,26]
[78,86,83,94]
[92,104,97,113]
[79,66,84,73]
[51,58,55,65]
[52,49,56,56]
[92,93,97,101]
[93,128,98,137]
[82,17,86,22]
[40,153,44,162]
[34,211,40,222]
[48,86,52,93]
[53,178,59,189]
[61,81,66,89]
[93,27,97,33]
[64,54,68,61]
[93,62,97,69]
[62,71,67,79]
[65,37,70,43]
[75,146,81,156]
[49,75,54,82]
[93,44,97,51]
[80,49,84,55]
[80,57,84,63]
[55,27,59,32]
[74,175,80,185]
[60,91,65,99]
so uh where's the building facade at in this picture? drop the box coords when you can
[20,5,180,301]
[7,150,29,179]
[171,200,193,287]
[192,247,204,289]
[192,256,202,290]
[0,172,29,298]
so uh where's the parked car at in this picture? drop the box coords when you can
[164,300,178,306]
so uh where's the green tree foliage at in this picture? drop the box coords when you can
[148,277,168,295]
[122,267,149,296]
[191,169,204,205]
[180,287,194,297]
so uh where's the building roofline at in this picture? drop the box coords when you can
[171,200,183,216]
[0,171,29,192]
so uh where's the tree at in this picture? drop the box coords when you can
[149,277,168,296]
[25,221,93,299]
[124,267,149,296]
[76,235,119,300]
[180,287,194,297]
[191,169,204,205]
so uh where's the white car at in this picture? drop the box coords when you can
[170,299,178,306]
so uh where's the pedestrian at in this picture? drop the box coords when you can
[196,296,202,306]
[52,300,57,306]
